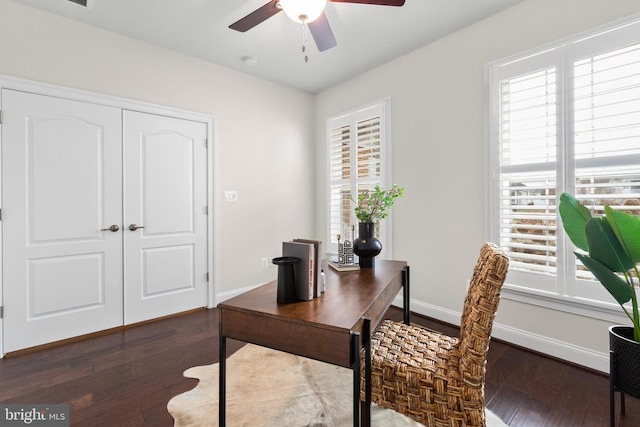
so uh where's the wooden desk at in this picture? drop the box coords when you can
[218,259,410,427]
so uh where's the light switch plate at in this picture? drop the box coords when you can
[224,191,238,202]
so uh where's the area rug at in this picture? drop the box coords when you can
[168,344,507,426]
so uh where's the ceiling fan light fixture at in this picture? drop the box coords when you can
[279,0,327,24]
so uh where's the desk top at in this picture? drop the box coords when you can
[219,259,407,334]
[219,259,407,367]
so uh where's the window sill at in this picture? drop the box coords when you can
[501,284,630,325]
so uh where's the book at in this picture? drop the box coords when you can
[282,241,314,301]
[293,239,322,297]
[328,260,360,272]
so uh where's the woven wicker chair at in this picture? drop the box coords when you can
[362,242,509,426]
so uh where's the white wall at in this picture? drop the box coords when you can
[4,0,640,371]
[0,0,316,298]
[315,0,640,372]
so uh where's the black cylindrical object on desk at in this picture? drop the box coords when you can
[272,256,300,304]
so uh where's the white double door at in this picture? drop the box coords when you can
[2,90,208,353]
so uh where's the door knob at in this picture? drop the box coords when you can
[101,224,120,232]
[129,224,145,231]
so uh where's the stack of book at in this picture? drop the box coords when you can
[328,258,360,272]
[282,239,322,301]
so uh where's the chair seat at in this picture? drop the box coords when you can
[365,320,485,427]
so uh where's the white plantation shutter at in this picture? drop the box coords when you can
[356,116,383,239]
[571,36,640,300]
[488,18,640,307]
[574,44,640,162]
[327,100,391,253]
[329,124,352,243]
[498,67,558,292]
[356,117,382,181]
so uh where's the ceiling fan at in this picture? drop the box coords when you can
[229,0,406,53]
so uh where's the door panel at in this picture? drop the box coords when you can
[29,254,106,317]
[143,133,195,235]
[143,245,194,295]
[29,116,105,242]
[123,111,208,324]
[2,89,123,352]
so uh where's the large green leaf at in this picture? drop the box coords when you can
[559,193,591,251]
[576,253,633,306]
[605,205,640,264]
[585,218,635,272]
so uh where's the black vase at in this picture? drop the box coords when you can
[353,222,382,268]
[609,325,640,427]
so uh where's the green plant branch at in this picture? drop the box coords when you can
[353,184,404,223]
[620,271,636,326]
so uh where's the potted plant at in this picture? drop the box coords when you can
[352,184,404,267]
[558,192,640,424]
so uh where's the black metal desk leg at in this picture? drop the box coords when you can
[362,318,372,427]
[219,335,227,427]
[403,266,411,325]
[352,332,361,427]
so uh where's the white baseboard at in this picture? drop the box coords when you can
[393,296,609,374]
[216,282,268,305]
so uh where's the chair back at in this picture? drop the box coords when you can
[458,242,509,389]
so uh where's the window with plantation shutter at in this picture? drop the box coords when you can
[488,18,640,312]
[327,100,392,255]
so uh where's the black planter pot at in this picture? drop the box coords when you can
[353,222,382,268]
[609,325,640,427]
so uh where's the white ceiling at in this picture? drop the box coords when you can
[10,0,524,93]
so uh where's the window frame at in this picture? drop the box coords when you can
[485,15,640,323]
[326,98,393,257]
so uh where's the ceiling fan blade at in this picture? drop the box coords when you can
[329,0,405,5]
[308,12,337,52]
[229,1,283,32]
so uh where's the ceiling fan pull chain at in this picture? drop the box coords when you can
[302,21,309,63]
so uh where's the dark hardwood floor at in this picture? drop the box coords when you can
[0,307,637,426]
